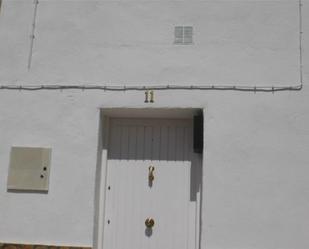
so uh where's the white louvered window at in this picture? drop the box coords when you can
[174,26,193,44]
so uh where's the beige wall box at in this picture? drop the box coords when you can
[7,147,52,192]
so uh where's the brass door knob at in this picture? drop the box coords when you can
[145,218,155,228]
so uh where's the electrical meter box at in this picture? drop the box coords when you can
[7,147,52,192]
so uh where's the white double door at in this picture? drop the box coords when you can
[102,118,195,249]
[103,160,191,249]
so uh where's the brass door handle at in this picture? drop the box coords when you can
[148,166,155,182]
[145,218,155,228]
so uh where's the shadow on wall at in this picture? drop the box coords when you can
[106,116,202,202]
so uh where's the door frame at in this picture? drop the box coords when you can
[93,108,205,249]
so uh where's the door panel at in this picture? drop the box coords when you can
[108,118,193,161]
[103,118,195,249]
[103,160,190,249]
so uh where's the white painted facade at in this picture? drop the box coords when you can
[0,0,308,248]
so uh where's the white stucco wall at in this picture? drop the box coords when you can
[0,0,308,249]
[0,0,301,85]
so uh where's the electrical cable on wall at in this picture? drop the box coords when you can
[298,0,303,86]
[27,0,39,70]
[0,84,303,92]
[0,0,304,93]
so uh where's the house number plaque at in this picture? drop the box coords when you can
[144,90,154,103]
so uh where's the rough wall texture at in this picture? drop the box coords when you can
[0,0,308,249]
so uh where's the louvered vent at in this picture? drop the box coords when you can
[174,26,193,44]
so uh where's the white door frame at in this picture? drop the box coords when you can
[93,108,205,249]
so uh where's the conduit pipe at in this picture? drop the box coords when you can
[27,0,39,70]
